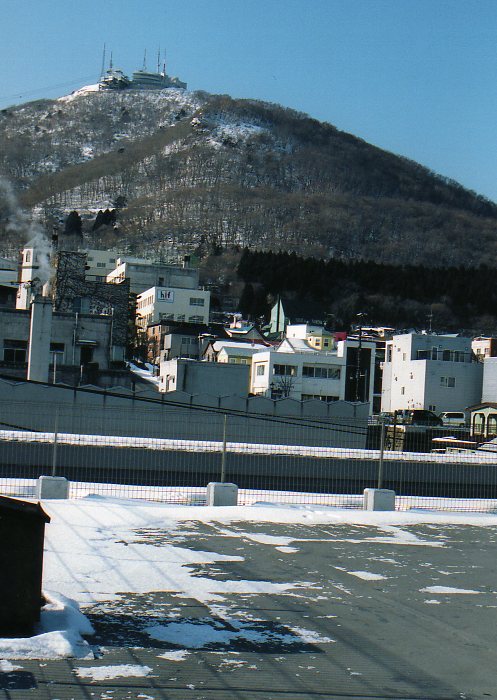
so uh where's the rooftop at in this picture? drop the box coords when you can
[4,497,497,698]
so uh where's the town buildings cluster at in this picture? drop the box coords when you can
[1,237,497,439]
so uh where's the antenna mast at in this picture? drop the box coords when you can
[157,47,161,73]
[100,44,106,78]
[143,49,147,71]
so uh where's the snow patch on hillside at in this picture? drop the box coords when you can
[58,85,204,115]
[58,84,100,102]
[209,120,265,147]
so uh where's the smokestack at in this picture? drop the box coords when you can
[27,296,53,383]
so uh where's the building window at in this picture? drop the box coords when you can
[442,349,451,361]
[400,387,405,395]
[431,347,438,360]
[160,313,174,321]
[190,297,205,307]
[25,251,31,263]
[3,339,28,364]
[440,376,456,388]
[50,342,65,362]
[428,404,436,411]
[189,315,204,323]
[274,364,297,377]
[256,364,265,376]
[302,365,340,379]
[96,262,106,268]
[176,314,185,322]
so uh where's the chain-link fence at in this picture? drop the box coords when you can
[1,389,497,511]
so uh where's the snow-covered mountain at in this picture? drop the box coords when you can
[1,85,497,266]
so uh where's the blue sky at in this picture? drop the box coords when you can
[1,0,497,201]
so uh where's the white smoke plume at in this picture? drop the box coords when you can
[0,178,52,284]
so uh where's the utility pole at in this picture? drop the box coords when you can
[355,313,365,402]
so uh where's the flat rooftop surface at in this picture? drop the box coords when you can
[2,502,497,699]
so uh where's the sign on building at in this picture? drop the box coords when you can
[157,289,175,303]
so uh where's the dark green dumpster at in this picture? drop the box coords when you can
[0,496,50,637]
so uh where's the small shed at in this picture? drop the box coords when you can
[0,496,50,636]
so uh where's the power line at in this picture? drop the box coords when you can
[0,75,99,105]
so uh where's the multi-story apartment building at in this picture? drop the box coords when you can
[381,333,483,414]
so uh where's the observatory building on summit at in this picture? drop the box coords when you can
[99,49,187,91]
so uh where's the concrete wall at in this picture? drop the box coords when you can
[482,358,497,403]
[0,377,370,449]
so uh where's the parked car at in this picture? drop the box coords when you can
[438,411,467,428]
[395,409,443,426]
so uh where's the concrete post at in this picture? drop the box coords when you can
[363,488,396,511]
[36,476,69,500]
[27,296,53,383]
[206,482,238,506]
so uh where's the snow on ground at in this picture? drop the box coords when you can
[157,649,190,662]
[128,361,160,386]
[208,120,265,148]
[58,84,203,114]
[3,427,497,466]
[419,586,481,595]
[42,497,313,606]
[144,618,333,649]
[3,495,497,661]
[74,664,152,680]
[58,84,100,102]
[343,571,387,581]
[0,592,93,660]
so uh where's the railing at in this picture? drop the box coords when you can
[0,388,496,511]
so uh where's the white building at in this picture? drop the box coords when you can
[85,250,118,280]
[381,333,483,414]
[136,286,210,329]
[16,241,52,310]
[250,337,376,410]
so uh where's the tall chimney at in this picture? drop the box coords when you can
[27,296,53,383]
